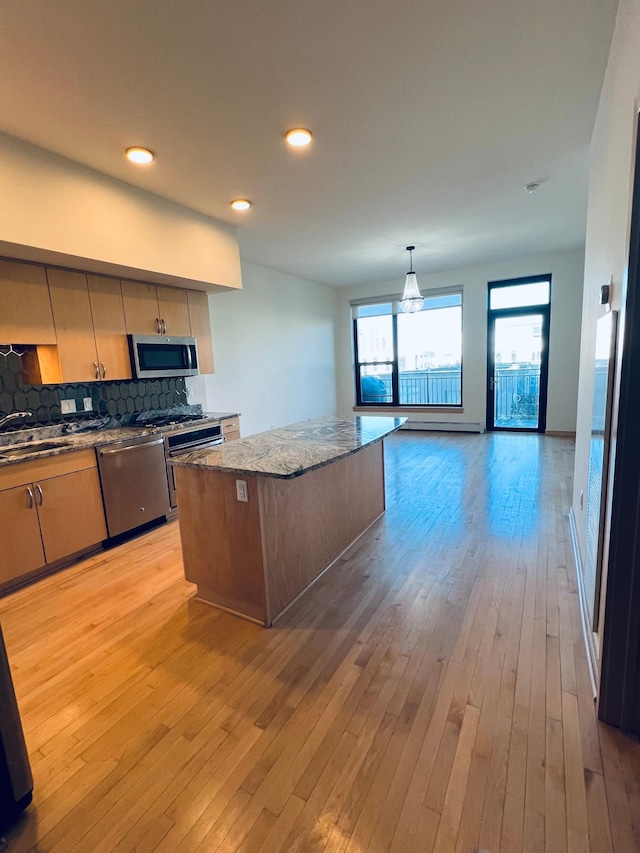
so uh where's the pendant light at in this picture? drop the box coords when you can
[399,246,424,313]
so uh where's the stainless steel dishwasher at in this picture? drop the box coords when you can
[96,434,171,538]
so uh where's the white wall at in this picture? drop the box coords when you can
[0,132,241,291]
[572,0,640,561]
[191,262,338,436]
[336,249,585,432]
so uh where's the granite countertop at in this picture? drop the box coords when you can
[0,411,240,469]
[170,415,406,480]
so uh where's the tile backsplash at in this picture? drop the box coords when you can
[0,346,187,429]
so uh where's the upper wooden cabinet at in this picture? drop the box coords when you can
[47,269,132,383]
[187,290,215,374]
[46,268,100,382]
[121,281,190,337]
[2,258,216,381]
[157,286,190,336]
[87,275,132,381]
[0,259,57,345]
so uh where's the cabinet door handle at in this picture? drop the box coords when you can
[36,483,44,506]
[101,361,106,379]
[161,319,167,334]
[156,318,161,334]
[94,361,100,379]
[27,485,34,509]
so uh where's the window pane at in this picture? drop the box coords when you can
[397,306,462,405]
[490,281,550,309]
[359,365,392,403]
[422,293,462,310]
[356,314,393,362]
[356,302,392,318]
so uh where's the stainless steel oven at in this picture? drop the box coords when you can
[163,421,224,508]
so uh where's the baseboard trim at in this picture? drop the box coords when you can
[546,430,577,438]
[401,421,485,433]
[568,507,598,699]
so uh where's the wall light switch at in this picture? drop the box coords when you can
[236,480,248,502]
[83,397,93,411]
[61,399,76,414]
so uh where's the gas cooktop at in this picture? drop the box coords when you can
[128,407,207,428]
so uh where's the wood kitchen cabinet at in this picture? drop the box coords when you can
[187,290,215,374]
[0,485,45,584]
[222,417,241,443]
[45,269,132,383]
[87,275,132,380]
[121,280,191,337]
[0,450,107,591]
[1,255,217,382]
[0,259,57,345]
[46,268,100,382]
[157,286,190,336]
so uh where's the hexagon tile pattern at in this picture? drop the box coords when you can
[0,347,188,430]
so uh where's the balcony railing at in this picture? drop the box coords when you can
[360,368,461,405]
[493,366,540,426]
[359,365,540,424]
[399,369,461,405]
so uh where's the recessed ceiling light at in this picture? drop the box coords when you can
[125,147,154,164]
[285,128,313,147]
[231,199,252,211]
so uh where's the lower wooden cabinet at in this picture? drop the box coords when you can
[0,451,107,589]
[0,485,45,584]
[222,417,241,443]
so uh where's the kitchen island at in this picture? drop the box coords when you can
[172,415,405,625]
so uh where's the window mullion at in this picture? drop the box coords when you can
[391,313,400,405]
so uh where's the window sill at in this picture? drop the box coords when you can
[353,406,464,415]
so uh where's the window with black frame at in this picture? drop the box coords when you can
[352,291,463,407]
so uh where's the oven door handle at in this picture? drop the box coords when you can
[168,439,224,457]
[99,438,165,456]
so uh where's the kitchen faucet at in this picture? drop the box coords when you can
[0,411,33,430]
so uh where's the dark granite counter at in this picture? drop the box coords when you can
[0,411,239,468]
[170,415,406,480]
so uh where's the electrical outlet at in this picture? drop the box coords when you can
[236,480,248,502]
[83,397,93,411]
[61,399,76,414]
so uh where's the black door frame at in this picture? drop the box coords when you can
[486,275,552,433]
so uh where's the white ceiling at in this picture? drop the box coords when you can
[0,0,617,287]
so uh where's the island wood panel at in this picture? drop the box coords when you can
[174,466,267,622]
[0,258,57,345]
[258,440,385,624]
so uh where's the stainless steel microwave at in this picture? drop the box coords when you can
[128,334,200,379]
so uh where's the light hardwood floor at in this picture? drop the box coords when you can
[1,432,639,852]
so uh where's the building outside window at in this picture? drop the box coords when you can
[352,291,463,406]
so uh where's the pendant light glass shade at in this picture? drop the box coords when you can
[399,247,424,313]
